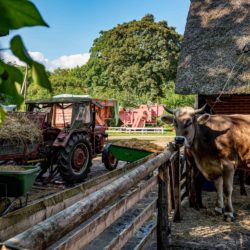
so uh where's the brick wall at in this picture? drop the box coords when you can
[204,95,250,114]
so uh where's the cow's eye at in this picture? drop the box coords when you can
[184,120,192,128]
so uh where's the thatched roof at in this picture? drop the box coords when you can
[176,0,250,95]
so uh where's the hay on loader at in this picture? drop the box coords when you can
[0,113,42,145]
[0,166,26,172]
[112,138,164,153]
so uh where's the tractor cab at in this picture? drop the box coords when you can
[26,97,93,131]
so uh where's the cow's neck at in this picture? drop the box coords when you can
[187,124,197,149]
[190,124,218,157]
[189,124,222,180]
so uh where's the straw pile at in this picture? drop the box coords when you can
[170,185,250,248]
[0,165,26,172]
[0,113,42,144]
[112,138,164,153]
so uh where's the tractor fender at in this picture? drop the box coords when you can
[53,130,89,147]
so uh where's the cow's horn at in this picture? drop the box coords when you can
[164,106,175,114]
[194,104,207,114]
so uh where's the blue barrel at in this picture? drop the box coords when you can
[202,180,215,191]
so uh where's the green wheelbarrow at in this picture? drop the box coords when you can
[0,165,40,216]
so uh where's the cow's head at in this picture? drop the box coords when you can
[161,105,206,147]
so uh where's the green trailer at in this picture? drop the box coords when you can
[102,142,158,170]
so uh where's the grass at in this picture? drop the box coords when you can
[107,131,175,137]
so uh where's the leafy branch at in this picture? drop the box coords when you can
[0,0,52,122]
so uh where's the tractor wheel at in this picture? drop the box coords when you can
[102,143,119,171]
[58,134,92,183]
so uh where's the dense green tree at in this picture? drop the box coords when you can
[84,14,183,104]
[25,14,192,109]
[161,81,195,108]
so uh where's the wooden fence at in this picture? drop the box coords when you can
[3,142,188,250]
[107,127,168,134]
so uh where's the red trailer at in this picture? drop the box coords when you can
[119,104,165,128]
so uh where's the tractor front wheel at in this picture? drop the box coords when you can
[58,134,92,183]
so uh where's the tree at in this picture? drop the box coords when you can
[84,14,183,105]
[161,81,195,108]
[0,0,52,121]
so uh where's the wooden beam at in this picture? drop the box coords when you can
[104,199,157,250]
[157,162,170,250]
[181,197,188,207]
[5,151,172,250]
[0,155,154,242]
[169,160,175,211]
[54,177,157,250]
[180,177,186,189]
[134,223,156,250]
[173,147,181,222]
[181,187,187,201]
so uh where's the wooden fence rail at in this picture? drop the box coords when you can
[3,142,188,250]
[107,127,167,134]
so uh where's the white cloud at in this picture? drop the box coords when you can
[1,51,90,71]
[50,54,90,71]
[1,51,26,67]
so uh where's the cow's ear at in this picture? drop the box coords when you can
[161,115,173,124]
[196,113,210,125]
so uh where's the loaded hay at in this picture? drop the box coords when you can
[112,138,164,153]
[0,113,42,145]
[0,165,26,172]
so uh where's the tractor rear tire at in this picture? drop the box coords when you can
[58,134,92,183]
[102,143,119,171]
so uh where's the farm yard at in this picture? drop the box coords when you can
[1,0,250,249]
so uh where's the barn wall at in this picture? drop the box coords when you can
[200,95,250,114]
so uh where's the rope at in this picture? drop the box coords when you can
[211,52,247,110]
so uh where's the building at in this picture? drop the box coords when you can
[176,0,250,114]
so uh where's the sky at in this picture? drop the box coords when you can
[1,0,190,71]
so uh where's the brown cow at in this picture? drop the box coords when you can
[161,105,250,221]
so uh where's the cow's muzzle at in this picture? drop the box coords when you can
[175,136,185,146]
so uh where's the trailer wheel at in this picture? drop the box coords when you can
[102,143,118,171]
[58,134,92,183]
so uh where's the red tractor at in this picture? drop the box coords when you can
[0,96,116,183]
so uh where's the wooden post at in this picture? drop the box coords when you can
[169,160,175,211]
[173,145,181,222]
[157,162,170,250]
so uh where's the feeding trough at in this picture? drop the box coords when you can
[0,165,39,216]
[102,139,164,170]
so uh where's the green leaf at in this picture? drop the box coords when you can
[0,61,24,107]
[0,64,4,75]
[0,0,49,34]
[10,35,52,93]
[10,35,33,66]
[31,61,52,92]
[0,107,6,124]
